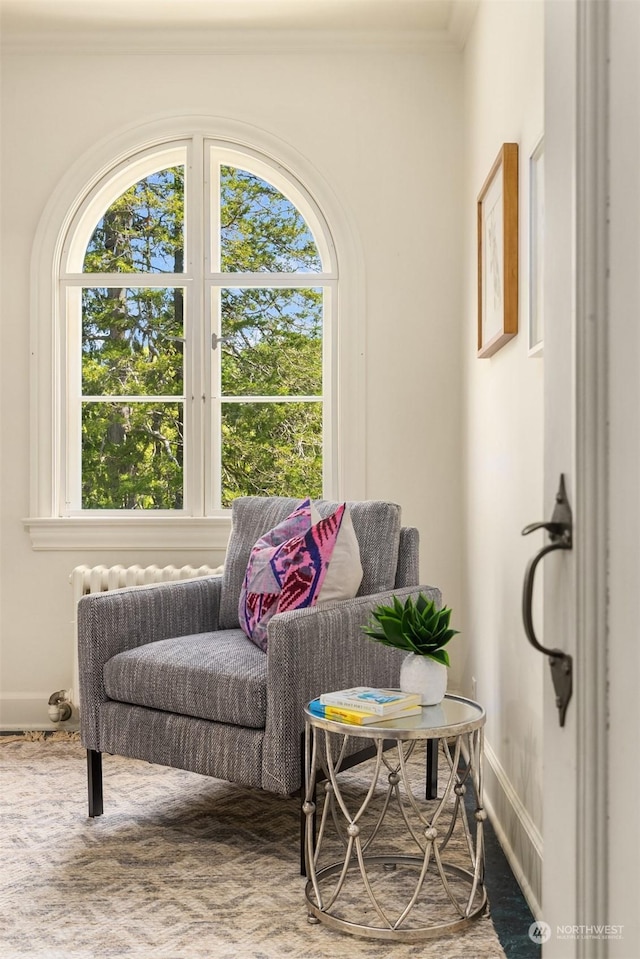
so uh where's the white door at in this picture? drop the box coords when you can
[607,4,640,956]
[538,1,607,955]
[540,2,640,957]
[538,1,580,950]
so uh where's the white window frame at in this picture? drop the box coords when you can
[24,116,365,550]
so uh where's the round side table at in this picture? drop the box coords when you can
[302,693,487,942]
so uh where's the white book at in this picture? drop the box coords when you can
[319,686,422,715]
[309,700,422,725]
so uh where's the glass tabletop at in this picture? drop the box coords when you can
[304,693,485,740]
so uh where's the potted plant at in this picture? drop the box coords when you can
[362,593,459,705]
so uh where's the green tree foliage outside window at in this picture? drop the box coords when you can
[80,162,324,510]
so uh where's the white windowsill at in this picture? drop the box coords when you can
[23,515,233,551]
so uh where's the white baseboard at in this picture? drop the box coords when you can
[0,692,77,731]
[484,739,543,918]
[0,724,80,732]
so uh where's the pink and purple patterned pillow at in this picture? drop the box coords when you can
[239,499,359,651]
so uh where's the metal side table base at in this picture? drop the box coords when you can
[303,695,487,942]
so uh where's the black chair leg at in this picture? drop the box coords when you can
[87,749,103,818]
[425,738,438,799]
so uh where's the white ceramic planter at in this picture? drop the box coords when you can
[400,653,448,706]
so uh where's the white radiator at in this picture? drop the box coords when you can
[70,563,223,711]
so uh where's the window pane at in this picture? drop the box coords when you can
[82,287,184,396]
[221,288,322,396]
[220,166,321,273]
[83,166,184,273]
[82,402,183,509]
[221,402,322,507]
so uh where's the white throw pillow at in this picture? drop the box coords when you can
[311,503,363,603]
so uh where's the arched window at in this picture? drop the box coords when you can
[59,138,337,515]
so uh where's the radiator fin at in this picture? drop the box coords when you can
[70,563,222,601]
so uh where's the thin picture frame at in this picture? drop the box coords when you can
[528,135,544,356]
[477,142,519,358]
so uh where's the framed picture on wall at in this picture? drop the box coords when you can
[477,142,519,358]
[528,136,544,356]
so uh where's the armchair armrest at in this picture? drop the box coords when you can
[261,584,441,794]
[78,575,223,749]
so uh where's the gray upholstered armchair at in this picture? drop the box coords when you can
[78,497,440,816]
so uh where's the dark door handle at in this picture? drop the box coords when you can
[522,541,571,656]
[521,474,573,727]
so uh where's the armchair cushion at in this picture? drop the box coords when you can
[220,497,401,629]
[239,499,363,651]
[103,629,268,728]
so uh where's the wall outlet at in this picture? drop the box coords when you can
[471,676,477,698]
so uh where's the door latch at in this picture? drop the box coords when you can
[521,474,573,727]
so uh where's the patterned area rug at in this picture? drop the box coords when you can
[0,737,506,959]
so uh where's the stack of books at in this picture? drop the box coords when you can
[308,686,422,725]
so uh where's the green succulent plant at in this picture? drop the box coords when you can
[362,593,459,667]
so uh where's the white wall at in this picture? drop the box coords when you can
[0,41,465,727]
[462,0,545,910]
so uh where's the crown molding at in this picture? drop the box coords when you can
[1,26,463,56]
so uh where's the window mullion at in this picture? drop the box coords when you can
[206,144,221,513]
[208,285,221,513]
[208,146,221,274]
[63,286,80,513]
[220,395,322,403]
[207,273,337,287]
[322,286,337,495]
[186,135,205,517]
[61,273,191,287]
